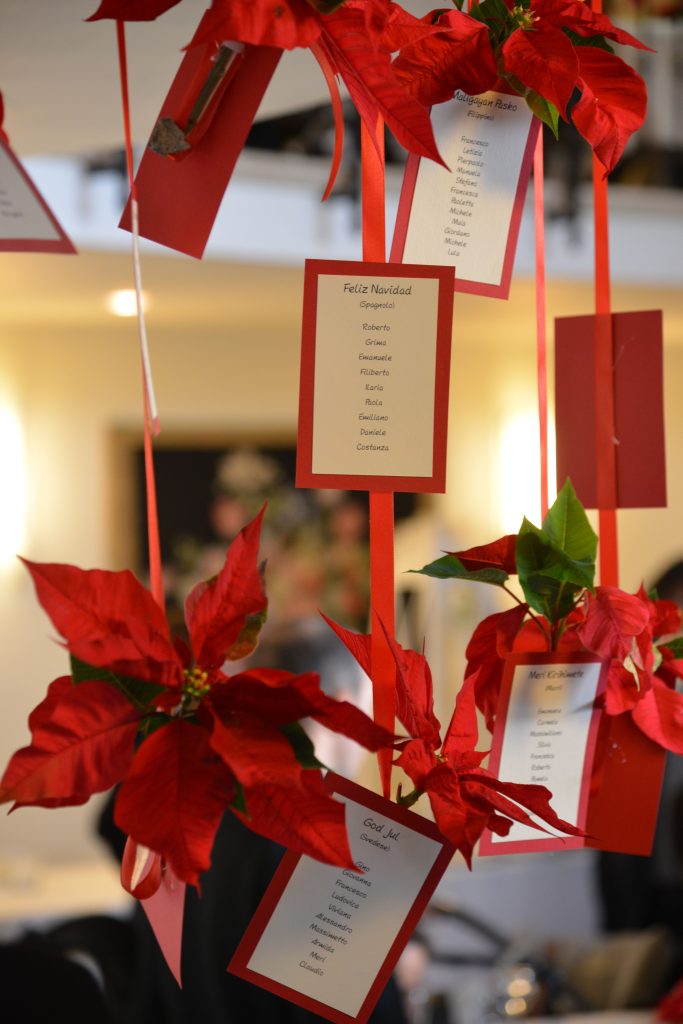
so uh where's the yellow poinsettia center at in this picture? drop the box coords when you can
[512,4,536,29]
[182,666,210,701]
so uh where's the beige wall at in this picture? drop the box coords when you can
[0,253,681,863]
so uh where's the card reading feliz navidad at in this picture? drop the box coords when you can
[391,90,538,299]
[0,136,75,253]
[296,259,455,493]
[229,773,454,1024]
[479,653,607,856]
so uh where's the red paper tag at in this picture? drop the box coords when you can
[229,773,453,1024]
[296,259,454,493]
[555,310,666,509]
[480,652,666,857]
[390,90,538,299]
[119,36,281,258]
[0,137,75,253]
[479,653,607,856]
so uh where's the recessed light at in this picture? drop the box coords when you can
[105,288,151,317]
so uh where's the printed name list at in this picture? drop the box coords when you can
[311,274,438,479]
[398,90,535,293]
[488,660,603,845]
[241,796,443,1018]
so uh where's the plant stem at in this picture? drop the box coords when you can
[502,584,551,645]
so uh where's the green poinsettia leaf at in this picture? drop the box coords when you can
[409,554,509,586]
[541,479,597,587]
[281,722,325,770]
[304,0,348,12]
[662,637,683,659]
[563,29,614,53]
[516,520,585,622]
[524,92,560,138]
[70,656,164,713]
[230,780,248,816]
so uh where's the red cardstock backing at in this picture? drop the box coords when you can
[120,39,281,258]
[228,773,454,1024]
[555,310,666,509]
[479,653,665,858]
[296,259,454,493]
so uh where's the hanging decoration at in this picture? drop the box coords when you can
[0,90,76,254]
[324,617,583,860]
[0,509,395,892]
[411,479,683,854]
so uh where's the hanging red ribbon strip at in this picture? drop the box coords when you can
[361,117,395,799]
[591,1,619,589]
[533,131,549,521]
[116,20,165,610]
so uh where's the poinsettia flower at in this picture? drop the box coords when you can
[324,617,582,864]
[89,0,443,168]
[393,0,648,173]
[0,508,395,888]
[412,481,683,758]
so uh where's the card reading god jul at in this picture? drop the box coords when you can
[229,773,454,1024]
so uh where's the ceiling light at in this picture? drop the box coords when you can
[105,288,151,317]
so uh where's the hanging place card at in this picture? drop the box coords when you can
[0,137,75,253]
[555,310,666,509]
[120,26,281,258]
[479,653,667,857]
[296,259,454,493]
[480,653,606,855]
[391,90,538,299]
[229,773,454,1024]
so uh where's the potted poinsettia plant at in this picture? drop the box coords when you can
[411,479,683,754]
[0,508,394,895]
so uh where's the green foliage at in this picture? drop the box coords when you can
[516,480,597,624]
[281,722,325,769]
[662,637,683,659]
[409,554,509,586]
[524,93,560,137]
[70,656,165,712]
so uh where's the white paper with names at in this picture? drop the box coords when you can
[400,90,534,289]
[243,795,443,1017]
[311,273,439,478]
[0,142,63,243]
[489,661,603,844]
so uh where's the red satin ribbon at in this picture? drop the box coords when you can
[310,41,344,201]
[591,3,619,588]
[116,21,165,610]
[361,117,395,799]
[593,153,619,587]
[533,131,549,521]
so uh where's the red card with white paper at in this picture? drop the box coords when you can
[479,652,667,857]
[555,310,666,509]
[391,90,538,299]
[120,32,281,258]
[229,773,454,1024]
[296,259,454,493]
[480,653,607,856]
[0,136,75,253]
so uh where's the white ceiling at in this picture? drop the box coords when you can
[1,0,437,158]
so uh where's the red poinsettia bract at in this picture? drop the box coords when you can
[324,617,583,864]
[393,0,649,173]
[0,509,394,889]
[455,536,683,753]
[88,0,444,169]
